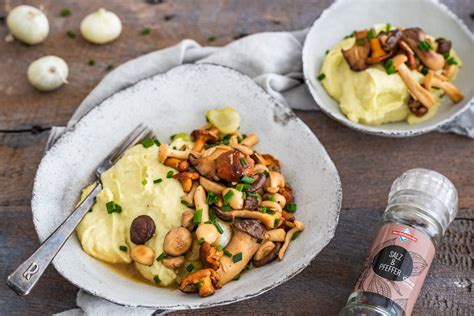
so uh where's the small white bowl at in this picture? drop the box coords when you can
[303,0,474,137]
[31,64,342,310]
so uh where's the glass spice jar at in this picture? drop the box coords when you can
[340,168,458,316]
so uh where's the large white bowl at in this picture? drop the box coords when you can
[31,64,342,310]
[303,0,474,137]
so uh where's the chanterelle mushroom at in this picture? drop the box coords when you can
[179,268,222,297]
[191,128,219,152]
[402,28,445,71]
[341,30,371,71]
[200,241,223,270]
[188,146,229,180]
[217,220,266,284]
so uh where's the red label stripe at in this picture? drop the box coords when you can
[391,230,417,242]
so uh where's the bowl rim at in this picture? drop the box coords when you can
[31,63,343,310]
[302,0,474,137]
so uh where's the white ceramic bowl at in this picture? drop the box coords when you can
[303,0,474,137]
[32,64,342,310]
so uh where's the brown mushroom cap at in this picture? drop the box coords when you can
[216,150,255,183]
[130,215,156,245]
[234,219,267,240]
[402,28,445,71]
[191,129,219,143]
[341,30,371,71]
[435,37,452,55]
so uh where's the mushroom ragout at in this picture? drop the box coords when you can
[319,24,464,125]
[76,107,303,296]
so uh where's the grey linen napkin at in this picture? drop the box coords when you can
[53,28,474,316]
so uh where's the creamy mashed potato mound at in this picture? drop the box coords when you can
[77,144,191,286]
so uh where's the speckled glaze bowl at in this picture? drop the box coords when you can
[31,64,342,310]
[303,0,474,137]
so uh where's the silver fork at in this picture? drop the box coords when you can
[7,124,154,296]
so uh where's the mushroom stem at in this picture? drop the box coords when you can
[222,209,282,229]
[158,144,190,163]
[194,185,209,223]
[217,230,260,285]
[200,177,226,195]
[278,221,304,261]
[392,55,434,108]
[431,77,464,102]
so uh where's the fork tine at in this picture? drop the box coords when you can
[96,124,154,176]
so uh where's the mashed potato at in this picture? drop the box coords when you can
[77,144,192,286]
[319,26,461,125]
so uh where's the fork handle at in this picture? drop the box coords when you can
[7,182,102,296]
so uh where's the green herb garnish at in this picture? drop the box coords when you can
[88,59,96,66]
[153,178,162,184]
[442,51,450,59]
[274,219,280,228]
[197,237,205,245]
[106,201,122,214]
[221,205,232,211]
[241,176,256,184]
[106,64,114,71]
[142,179,148,185]
[206,191,218,205]
[286,202,297,213]
[119,245,128,252]
[66,30,76,39]
[263,170,270,177]
[166,170,174,178]
[260,207,268,214]
[356,38,365,46]
[447,57,458,65]
[156,252,167,261]
[291,231,301,241]
[367,29,376,40]
[232,252,243,263]
[233,275,241,281]
[267,194,276,202]
[317,73,326,81]
[239,157,248,167]
[224,249,232,257]
[385,23,391,31]
[193,209,203,224]
[181,199,193,208]
[235,183,250,191]
[384,58,396,75]
[153,275,161,284]
[223,190,234,205]
[418,40,433,52]
[141,138,155,148]
[142,27,151,35]
[420,66,429,75]
[60,8,71,17]
[207,35,217,42]
[186,263,195,272]
[217,245,223,252]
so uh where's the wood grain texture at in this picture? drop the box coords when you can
[0,0,473,315]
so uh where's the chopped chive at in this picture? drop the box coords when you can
[266,209,276,215]
[286,202,297,213]
[233,275,241,281]
[142,179,148,185]
[154,139,161,146]
[242,134,248,139]
[367,29,376,40]
[325,50,329,55]
[204,220,212,224]
[60,8,71,17]
[447,57,458,65]
[221,205,232,211]
[141,138,155,148]
[267,194,276,202]
[206,191,218,206]
[166,170,174,178]
[181,199,193,208]
[242,191,247,200]
[224,249,232,257]
[344,31,355,39]
[207,35,217,42]
[214,221,224,234]
[217,245,223,252]
[106,64,114,71]
[418,40,433,52]
[156,252,167,261]
[153,275,161,284]
[442,51,450,59]
[237,136,243,143]
[106,201,122,214]
[239,157,248,167]
[317,73,326,81]
[257,238,263,244]
[186,263,194,272]
[384,59,396,75]
[235,183,250,191]
[142,27,151,35]
[223,190,234,205]
[291,231,301,241]
[197,237,205,245]
[241,176,256,184]
[274,219,280,228]
[385,23,391,32]
[356,38,365,46]
[66,30,76,39]
[193,209,203,224]
[260,207,268,214]
[232,252,243,263]
[88,59,96,66]
[119,245,128,252]
[263,170,270,177]
[153,178,162,184]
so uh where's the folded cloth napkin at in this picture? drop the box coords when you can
[53,28,474,315]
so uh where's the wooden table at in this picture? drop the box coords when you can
[1,0,472,314]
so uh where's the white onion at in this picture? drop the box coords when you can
[27,56,69,91]
[80,8,122,44]
[6,5,49,45]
